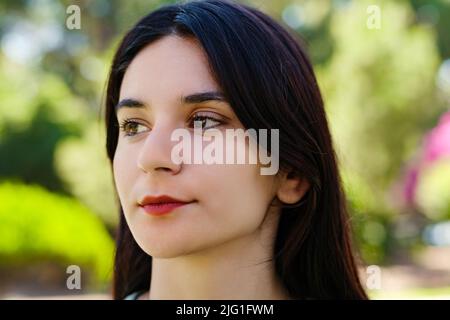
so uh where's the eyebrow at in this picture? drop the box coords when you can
[115,91,226,112]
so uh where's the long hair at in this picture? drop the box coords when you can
[104,0,368,299]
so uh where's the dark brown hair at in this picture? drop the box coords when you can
[105,0,367,299]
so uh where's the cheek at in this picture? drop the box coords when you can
[195,163,276,228]
[190,136,278,229]
[232,167,275,216]
[112,143,139,205]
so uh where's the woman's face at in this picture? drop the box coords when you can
[113,35,281,258]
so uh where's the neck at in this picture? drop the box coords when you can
[147,217,290,300]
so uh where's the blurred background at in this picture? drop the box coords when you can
[0,0,449,299]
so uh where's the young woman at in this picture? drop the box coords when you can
[104,0,368,300]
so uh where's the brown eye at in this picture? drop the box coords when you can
[189,113,223,130]
[119,119,149,136]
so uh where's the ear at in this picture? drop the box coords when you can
[276,170,310,205]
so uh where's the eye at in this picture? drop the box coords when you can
[118,119,150,137]
[189,112,223,130]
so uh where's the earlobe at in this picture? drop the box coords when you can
[276,171,310,205]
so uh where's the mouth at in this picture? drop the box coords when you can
[138,195,196,216]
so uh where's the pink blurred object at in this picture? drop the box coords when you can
[403,166,419,205]
[402,111,450,206]
[422,111,450,164]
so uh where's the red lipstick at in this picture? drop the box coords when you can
[138,195,194,216]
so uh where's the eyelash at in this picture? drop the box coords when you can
[118,119,148,137]
[118,113,224,137]
[188,113,223,130]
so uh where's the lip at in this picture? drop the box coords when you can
[138,195,195,216]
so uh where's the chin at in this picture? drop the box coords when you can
[135,236,197,259]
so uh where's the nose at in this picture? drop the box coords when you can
[136,121,182,175]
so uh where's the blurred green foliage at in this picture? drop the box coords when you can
[314,0,447,263]
[319,0,440,190]
[416,160,450,221]
[54,122,119,226]
[0,60,89,192]
[0,182,114,283]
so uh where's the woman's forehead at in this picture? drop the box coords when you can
[123,37,213,83]
[119,36,219,105]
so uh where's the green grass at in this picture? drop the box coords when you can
[370,287,450,299]
[0,181,115,283]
